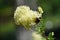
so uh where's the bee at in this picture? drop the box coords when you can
[14,5,43,30]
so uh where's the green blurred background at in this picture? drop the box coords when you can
[0,0,16,40]
[0,0,60,40]
[37,0,60,40]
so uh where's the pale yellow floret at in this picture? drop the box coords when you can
[52,32,54,36]
[38,7,43,14]
[32,32,46,40]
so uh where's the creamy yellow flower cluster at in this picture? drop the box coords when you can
[14,5,43,29]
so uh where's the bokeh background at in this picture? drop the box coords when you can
[0,0,60,40]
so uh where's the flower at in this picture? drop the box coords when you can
[14,5,43,29]
[38,7,43,14]
[32,31,46,40]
